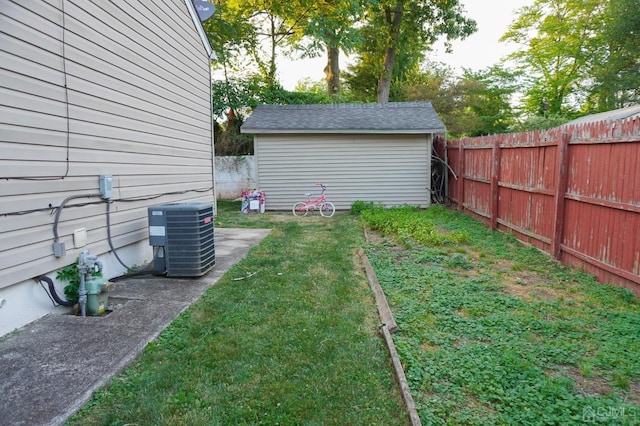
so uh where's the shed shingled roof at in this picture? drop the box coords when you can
[240,102,446,134]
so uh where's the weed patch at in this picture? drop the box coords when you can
[360,205,470,246]
[364,206,640,425]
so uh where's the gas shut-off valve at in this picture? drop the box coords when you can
[77,251,103,317]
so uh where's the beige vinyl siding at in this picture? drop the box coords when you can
[255,134,431,210]
[0,0,214,289]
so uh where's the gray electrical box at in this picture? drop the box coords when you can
[148,203,215,277]
[53,241,66,258]
[99,175,112,199]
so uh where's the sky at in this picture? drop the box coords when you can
[277,0,535,90]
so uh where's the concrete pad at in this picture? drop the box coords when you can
[0,228,270,426]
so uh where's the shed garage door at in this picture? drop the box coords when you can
[255,133,432,210]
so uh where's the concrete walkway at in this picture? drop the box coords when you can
[0,228,270,426]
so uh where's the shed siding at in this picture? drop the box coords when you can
[255,134,431,210]
[0,0,214,289]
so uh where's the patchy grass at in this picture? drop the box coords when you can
[65,202,640,425]
[362,205,640,425]
[66,201,407,426]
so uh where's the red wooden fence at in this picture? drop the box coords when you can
[446,117,640,296]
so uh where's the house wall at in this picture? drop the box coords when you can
[0,0,214,336]
[254,134,432,210]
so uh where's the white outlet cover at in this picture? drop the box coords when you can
[73,228,87,248]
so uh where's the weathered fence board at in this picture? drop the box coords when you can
[447,118,640,295]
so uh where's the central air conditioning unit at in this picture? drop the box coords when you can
[148,203,215,277]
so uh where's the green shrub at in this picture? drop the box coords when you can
[56,259,102,304]
[350,200,379,215]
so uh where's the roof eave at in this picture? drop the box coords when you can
[241,128,446,135]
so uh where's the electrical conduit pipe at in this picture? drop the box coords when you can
[37,275,74,307]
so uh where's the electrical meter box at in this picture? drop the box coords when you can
[148,203,215,277]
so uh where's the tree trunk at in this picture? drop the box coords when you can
[324,44,340,98]
[377,0,404,103]
[377,46,397,103]
[267,16,277,86]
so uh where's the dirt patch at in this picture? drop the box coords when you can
[504,279,560,302]
[460,393,498,417]
[627,381,640,405]
[420,342,439,353]
[570,373,614,398]
[492,258,565,302]
[547,366,613,398]
[457,308,470,318]
[364,230,408,258]
[364,229,385,244]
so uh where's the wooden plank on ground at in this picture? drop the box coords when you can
[382,324,422,426]
[358,248,398,333]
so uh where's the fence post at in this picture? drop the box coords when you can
[457,142,465,211]
[491,138,501,230]
[551,132,570,259]
[443,138,449,204]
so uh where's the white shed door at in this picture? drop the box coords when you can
[255,134,432,210]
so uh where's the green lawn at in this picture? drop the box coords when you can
[66,201,407,425]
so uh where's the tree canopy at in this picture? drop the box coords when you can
[203,0,640,146]
[501,0,640,116]
[586,0,640,111]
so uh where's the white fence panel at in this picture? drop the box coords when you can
[215,156,257,199]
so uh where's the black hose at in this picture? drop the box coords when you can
[108,267,156,282]
[38,275,74,307]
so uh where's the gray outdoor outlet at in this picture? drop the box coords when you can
[99,175,113,199]
[53,241,66,258]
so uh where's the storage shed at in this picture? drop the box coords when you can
[241,102,446,210]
